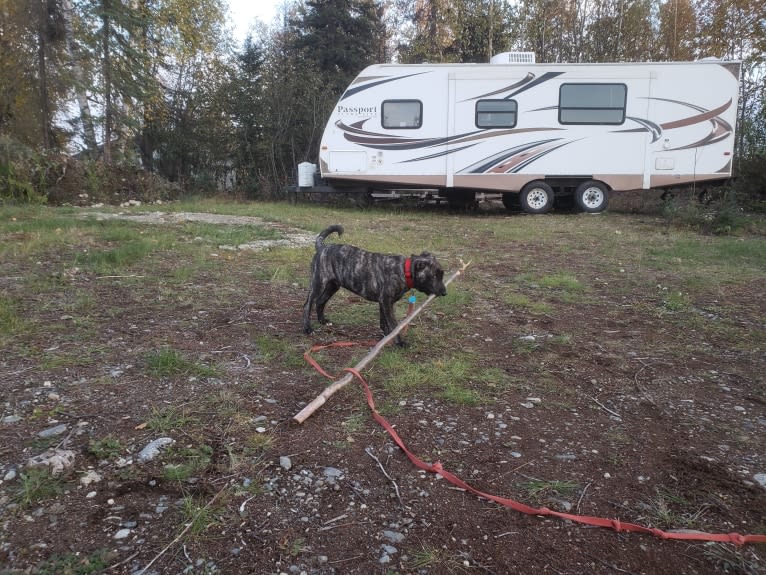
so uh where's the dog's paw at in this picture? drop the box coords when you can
[395,339,409,348]
[303,326,314,335]
[318,319,332,326]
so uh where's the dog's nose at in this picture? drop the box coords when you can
[439,287,447,296]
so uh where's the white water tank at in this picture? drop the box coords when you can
[490,52,536,64]
[298,162,317,188]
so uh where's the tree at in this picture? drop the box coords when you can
[656,0,696,61]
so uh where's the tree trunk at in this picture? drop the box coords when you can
[61,0,98,154]
[37,0,51,149]
[102,0,112,164]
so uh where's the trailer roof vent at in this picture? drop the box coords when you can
[490,51,536,64]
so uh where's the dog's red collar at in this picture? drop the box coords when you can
[404,258,415,289]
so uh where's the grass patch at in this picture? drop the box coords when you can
[636,487,708,529]
[145,348,219,379]
[145,405,197,432]
[504,292,553,314]
[179,494,221,537]
[162,445,213,482]
[32,549,113,575]
[377,352,500,404]
[253,335,305,368]
[0,294,24,343]
[88,436,123,460]
[518,478,580,503]
[16,468,63,508]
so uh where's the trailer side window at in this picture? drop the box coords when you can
[476,100,517,128]
[382,100,422,129]
[559,84,627,125]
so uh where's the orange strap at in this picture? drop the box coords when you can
[304,342,766,546]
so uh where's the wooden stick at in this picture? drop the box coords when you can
[293,261,470,424]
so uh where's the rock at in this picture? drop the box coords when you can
[555,454,577,462]
[80,470,102,486]
[279,456,292,471]
[323,467,343,479]
[113,528,131,540]
[520,335,536,342]
[754,473,766,489]
[382,530,405,543]
[37,424,67,438]
[26,449,76,476]
[137,437,175,463]
[3,415,22,424]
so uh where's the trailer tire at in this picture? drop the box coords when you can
[575,180,609,213]
[520,181,554,214]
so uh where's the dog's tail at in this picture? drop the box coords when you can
[315,225,344,250]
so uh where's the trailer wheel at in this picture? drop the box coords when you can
[575,180,609,213]
[520,181,554,214]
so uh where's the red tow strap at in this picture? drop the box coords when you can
[304,341,766,546]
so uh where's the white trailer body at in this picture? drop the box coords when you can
[313,57,740,212]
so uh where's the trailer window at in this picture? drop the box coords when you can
[382,100,422,129]
[476,100,517,128]
[559,84,626,125]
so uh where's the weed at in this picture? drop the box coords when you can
[539,273,585,292]
[16,468,63,508]
[145,348,219,378]
[245,431,275,452]
[504,293,553,315]
[31,549,113,575]
[180,495,220,537]
[519,478,580,502]
[146,405,196,432]
[379,352,496,403]
[637,487,708,529]
[0,294,23,341]
[703,541,766,575]
[88,436,122,460]
[342,412,367,434]
[252,335,304,368]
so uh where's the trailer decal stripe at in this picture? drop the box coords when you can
[505,71,565,99]
[400,143,480,163]
[659,99,732,131]
[460,73,536,102]
[340,72,429,101]
[510,141,576,173]
[459,139,563,173]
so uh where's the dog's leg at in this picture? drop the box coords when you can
[379,301,405,346]
[302,286,316,334]
[315,281,339,325]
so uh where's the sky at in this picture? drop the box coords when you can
[228,0,280,42]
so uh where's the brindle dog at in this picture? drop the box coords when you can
[302,225,447,345]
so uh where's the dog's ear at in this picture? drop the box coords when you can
[419,251,431,257]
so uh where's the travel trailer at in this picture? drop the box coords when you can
[296,53,741,213]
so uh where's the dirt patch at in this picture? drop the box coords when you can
[1,204,764,575]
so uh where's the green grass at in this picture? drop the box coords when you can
[16,468,63,508]
[88,436,123,460]
[518,478,580,502]
[162,445,213,482]
[31,549,113,575]
[179,494,221,537]
[0,294,24,342]
[145,405,197,432]
[145,348,219,378]
[636,487,708,530]
[253,334,306,368]
[376,352,502,404]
